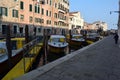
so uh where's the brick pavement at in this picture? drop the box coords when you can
[16,35,120,80]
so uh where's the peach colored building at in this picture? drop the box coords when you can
[0,0,70,37]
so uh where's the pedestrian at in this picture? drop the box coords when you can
[114,33,119,44]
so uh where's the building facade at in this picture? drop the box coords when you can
[0,0,70,37]
[92,21,108,31]
[69,11,84,34]
[83,21,108,33]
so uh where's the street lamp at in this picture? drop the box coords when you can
[110,0,120,38]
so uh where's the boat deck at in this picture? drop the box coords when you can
[2,43,42,80]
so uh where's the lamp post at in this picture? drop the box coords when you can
[110,0,120,38]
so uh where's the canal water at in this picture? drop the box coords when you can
[31,44,88,69]
[0,44,88,79]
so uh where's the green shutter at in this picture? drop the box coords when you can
[12,10,14,17]
[0,7,2,15]
[35,5,37,13]
[38,6,40,13]
[16,10,18,18]
[5,8,8,16]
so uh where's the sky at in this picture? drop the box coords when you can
[69,0,119,30]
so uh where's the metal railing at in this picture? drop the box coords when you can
[22,37,40,73]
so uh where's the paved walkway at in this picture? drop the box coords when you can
[16,35,120,80]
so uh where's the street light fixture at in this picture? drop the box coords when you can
[110,0,120,38]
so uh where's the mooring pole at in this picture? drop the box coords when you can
[43,29,47,65]
[6,25,12,69]
[25,25,29,44]
[69,30,72,53]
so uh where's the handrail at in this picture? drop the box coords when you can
[22,37,40,73]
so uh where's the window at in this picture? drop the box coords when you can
[35,5,37,13]
[50,0,52,5]
[49,11,51,17]
[54,13,57,18]
[35,18,42,23]
[46,20,49,24]
[55,3,57,8]
[12,9,18,18]
[29,16,33,22]
[0,7,8,16]
[29,4,32,12]
[35,18,39,23]
[35,5,40,13]
[13,25,18,34]
[49,20,51,24]
[2,25,7,34]
[20,1,24,10]
[41,19,44,23]
[38,6,40,13]
[46,10,48,16]
[38,28,42,33]
[14,0,18,2]
[41,8,44,15]
[20,15,24,21]
[54,21,58,25]
[46,20,51,24]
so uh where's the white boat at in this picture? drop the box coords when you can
[0,38,25,75]
[68,34,86,47]
[48,35,68,53]
[86,33,100,41]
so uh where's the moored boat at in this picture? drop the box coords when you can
[68,34,86,48]
[86,33,100,42]
[0,38,25,78]
[48,35,68,54]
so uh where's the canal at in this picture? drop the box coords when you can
[30,44,88,71]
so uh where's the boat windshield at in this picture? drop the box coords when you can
[0,42,7,55]
[72,36,82,39]
[51,38,65,42]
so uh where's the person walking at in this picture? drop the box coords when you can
[114,33,119,44]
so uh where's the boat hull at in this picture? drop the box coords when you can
[86,38,97,42]
[0,50,23,78]
[48,45,68,54]
[68,39,87,48]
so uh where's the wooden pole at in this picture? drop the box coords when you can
[43,29,47,65]
[6,25,12,69]
[69,30,72,53]
[25,25,29,44]
[34,27,36,38]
